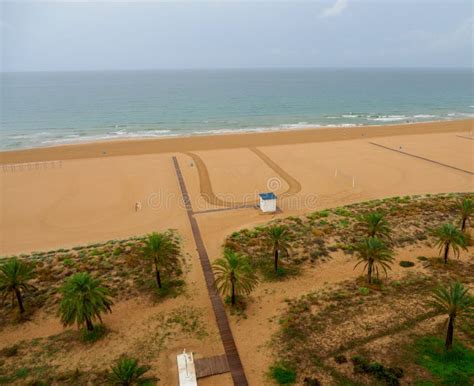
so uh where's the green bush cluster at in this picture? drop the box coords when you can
[270,362,297,385]
[351,355,403,385]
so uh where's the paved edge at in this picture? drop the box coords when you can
[172,156,249,386]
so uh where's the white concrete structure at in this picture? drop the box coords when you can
[259,192,277,213]
[177,349,197,386]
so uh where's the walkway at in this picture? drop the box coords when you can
[172,156,249,386]
[195,355,230,378]
[184,148,301,208]
[369,142,473,175]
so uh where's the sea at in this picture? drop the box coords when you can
[1,68,473,150]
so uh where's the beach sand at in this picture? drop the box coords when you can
[0,119,473,384]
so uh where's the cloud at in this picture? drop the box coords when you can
[400,17,473,53]
[320,0,348,18]
[430,17,473,50]
[0,20,13,31]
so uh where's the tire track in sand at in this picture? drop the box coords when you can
[184,148,301,208]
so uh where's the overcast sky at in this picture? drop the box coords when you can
[1,0,472,71]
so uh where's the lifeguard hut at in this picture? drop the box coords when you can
[259,192,277,213]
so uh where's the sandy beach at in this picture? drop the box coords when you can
[1,119,472,255]
[0,119,473,385]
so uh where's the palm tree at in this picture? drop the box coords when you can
[213,250,258,306]
[432,223,467,264]
[108,357,151,385]
[59,272,113,331]
[429,281,474,350]
[356,212,391,239]
[354,237,394,284]
[0,257,35,314]
[458,197,473,232]
[265,225,291,272]
[142,232,181,289]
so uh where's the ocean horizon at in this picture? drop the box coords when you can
[1,68,473,151]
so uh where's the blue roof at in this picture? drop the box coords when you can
[259,192,277,200]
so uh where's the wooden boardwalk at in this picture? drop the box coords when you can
[172,156,249,386]
[195,355,230,378]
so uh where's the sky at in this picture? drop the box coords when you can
[1,0,473,71]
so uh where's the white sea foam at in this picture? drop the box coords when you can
[413,114,436,119]
[8,131,55,140]
[368,115,407,122]
[341,114,362,118]
[40,129,175,146]
[3,111,470,151]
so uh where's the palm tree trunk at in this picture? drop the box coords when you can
[445,315,455,350]
[444,242,450,264]
[274,248,279,272]
[14,288,25,314]
[85,317,94,331]
[154,260,162,289]
[367,261,373,284]
[231,279,235,306]
[461,217,467,232]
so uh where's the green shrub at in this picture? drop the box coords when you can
[108,357,151,385]
[399,261,415,268]
[351,355,403,385]
[270,363,297,385]
[14,368,29,379]
[81,325,107,343]
[339,219,350,228]
[334,208,352,217]
[358,287,370,296]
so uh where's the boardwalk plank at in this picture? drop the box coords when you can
[195,355,230,378]
[172,156,249,386]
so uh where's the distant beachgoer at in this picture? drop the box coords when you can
[135,201,142,211]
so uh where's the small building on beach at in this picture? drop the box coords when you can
[259,192,277,213]
[177,350,197,386]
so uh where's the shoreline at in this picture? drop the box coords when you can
[0,118,472,164]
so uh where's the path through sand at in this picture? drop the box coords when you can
[184,148,301,208]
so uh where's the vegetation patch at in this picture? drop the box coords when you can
[351,355,404,385]
[268,258,473,384]
[399,260,415,268]
[269,362,297,385]
[413,336,474,385]
[225,193,471,272]
[81,324,108,343]
[0,229,188,326]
